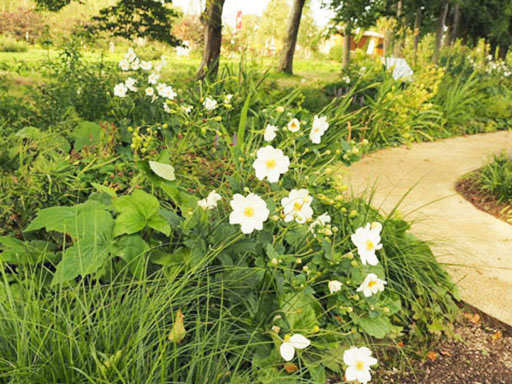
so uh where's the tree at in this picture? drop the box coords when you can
[196,0,225,80]
[34,0,182,46]
[323,0,387,68]
[297,2,320,57]
[277,0,306,74]
[260,0,290,55]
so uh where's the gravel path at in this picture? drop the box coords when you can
[346,131,512,325]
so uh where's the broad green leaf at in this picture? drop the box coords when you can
[52,207,114,284]
[0,237,56,264]
[72,121,102,150]
[147,215,171,236]
[280,292,320,330]
[357,316,392,339]
[160,184,198,217]
[149,161,176,181]
[113,235,149,278]
[113,207,146,237]
[91,182,117,198]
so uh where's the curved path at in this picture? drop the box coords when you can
[346,131,512,325]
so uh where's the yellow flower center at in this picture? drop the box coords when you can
[244,207,254,217]
[284,334,291,342]
[291,122,297,129]
[314,128,320,133]
[368,280,377,288]
[356,361,365,370]
[366,240,374,250]
[266,159,276,169]
[293,201,303,211]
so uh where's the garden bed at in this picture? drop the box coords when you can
[377,307,512,383]
[456,172,512,224]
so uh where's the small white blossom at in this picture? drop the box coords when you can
[182,105,193,114]
[357,273,387,297]
[125,48,137,62]
[156,83,167,97]
[264,124,278,142]
[140,60,152,71]
[351,223,383,266]
[328,280,343,294]
[279,334,311,361]
[203,97,218,111]
[131,58,140,71]
[229,193,269,234]
[163,103,171,113]
[163,86,177,100]
[252,146,290,183]
[148,72,160,85]
[125,77,137,92]
[343,346,378,384]
[119,59,131,71]
[224,94,233,103]
[198,190,222,210]
[309,212,331,233]
[281,189,313,224]
[287,118,300,132]
[114,83,128,98]
[145,87,154,97]
[309,115,329,144]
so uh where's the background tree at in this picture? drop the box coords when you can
[34,0,182,46]
[297,2,320,58]
[323,0,387,67]
[277,0,306,74]
[196,0,225,80]
[259,0,290,55]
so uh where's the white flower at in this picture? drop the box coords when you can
[343,75,351,84]
[370,221,382,234]
[281,189,313,224]
[125,48,137,62]
[252,146,290,183]
[114,83,128,98]
[309,115,329,144]
[148,72,160,85]
[229,193,269,234]
[156,83,167,97]
[163,86,177,100]
[343,346,378,384]
[203,97,218,111]
[224,94,233,103]
[131,58,140,71]
[163,103,171,113]
[351,223,383,266]
[264,124,278,142]
[198,190,222,210]
[357,273,387,297]
[140,60,152,71]
[125,77,137,92]
[328,280,343,294]
[119,59,130,71]
[309,212,331,232]
[145,87,154,97]
[287,118,300,132]
[154,57,167,72]
[182,105,193,114]
[279,334,311,361]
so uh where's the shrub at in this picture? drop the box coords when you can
[479,151,512,203]
[0,49,459,383]
[0,34,29,52]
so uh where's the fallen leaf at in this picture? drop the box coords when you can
[464,313,481,324]
[426,351,437,361]
[439,349,452,357]
[168,309,186,343]
[284,363,299,373]
[397,341,405,348]
[491,331,502,341]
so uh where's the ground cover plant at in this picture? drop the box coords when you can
[0,48,462,383]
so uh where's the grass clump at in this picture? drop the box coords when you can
[479,151,512,203]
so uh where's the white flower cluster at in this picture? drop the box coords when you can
[264,115,330,145]
[114,49,179,113]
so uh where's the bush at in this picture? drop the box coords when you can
[479,151,512,203]
[0,49,459,382]
[0,34,28,52]
[328,45,343,62]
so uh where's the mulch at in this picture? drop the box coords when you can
[455,173,512,224]
[376,310,512,383]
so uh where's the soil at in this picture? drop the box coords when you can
[455,173,512,225]
[376,309,512,383]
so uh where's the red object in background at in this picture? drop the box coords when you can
[236,10,242,31]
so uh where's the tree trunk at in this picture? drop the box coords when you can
[393,0,403,57]
[450,2,461,46]
[499,45,510,61]
[433,3,449,64]
[342,26,351,69]
[413,8,422,62]
[277,0,306,74]
[196,0,225,80]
